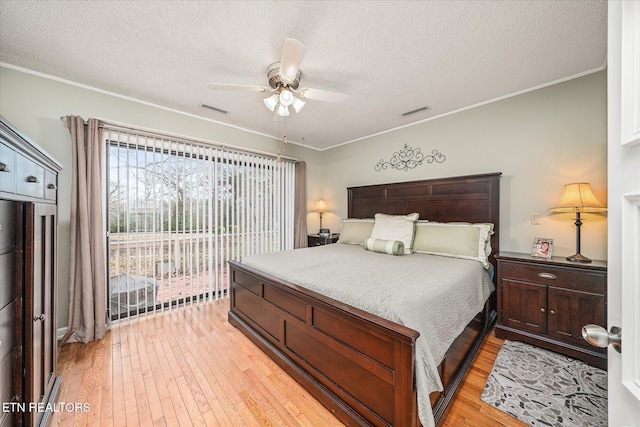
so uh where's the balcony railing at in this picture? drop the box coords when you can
[108,230,279,320]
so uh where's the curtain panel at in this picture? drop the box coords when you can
[294,161,308,248]
[62,116,108,344]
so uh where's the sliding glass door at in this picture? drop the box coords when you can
[106,129,295,321]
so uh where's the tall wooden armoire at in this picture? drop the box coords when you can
[1,116,62,426]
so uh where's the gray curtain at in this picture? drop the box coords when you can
[294,161,308,248]
[61,116,107,344]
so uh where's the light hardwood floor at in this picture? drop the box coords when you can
[50,300,525,426]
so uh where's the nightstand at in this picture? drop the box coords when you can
[495,252,607,369]
[307,233,339,247]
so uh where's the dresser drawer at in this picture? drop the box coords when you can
[44,169,57,201]
[0,201,17,251]
[16,153,44,199]
[499,261,605,293]
[0,142,16,194]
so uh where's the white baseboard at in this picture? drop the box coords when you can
[57,326,67,341]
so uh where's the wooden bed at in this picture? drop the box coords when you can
[228,172,501,426]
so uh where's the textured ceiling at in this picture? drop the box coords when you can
[0,1,607,150]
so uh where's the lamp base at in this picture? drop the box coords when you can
[566,253,592,263]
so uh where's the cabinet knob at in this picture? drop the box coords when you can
[549,309,556,315]
[540,307,545,313]
[0,162,8,172]
[27,175,40,183]
[538,272,556,280]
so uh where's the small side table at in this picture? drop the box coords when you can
[307,233,339,247]
[495,251,607,369]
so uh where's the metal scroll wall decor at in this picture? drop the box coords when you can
[375,144,446,172]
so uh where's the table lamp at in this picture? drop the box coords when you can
[549,183,607,263]
[314,199,329,232]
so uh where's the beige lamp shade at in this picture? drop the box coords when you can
[314,199,329,213]
[549,183,607,213]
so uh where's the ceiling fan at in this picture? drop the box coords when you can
[208,38,350,117]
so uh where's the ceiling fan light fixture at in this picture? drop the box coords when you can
[210,39,349,119]
[263,94,279,111]
[276,104,290,117]
[291,96,305,113]
[279,89,294,106]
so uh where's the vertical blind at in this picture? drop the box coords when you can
[105,126,295,322]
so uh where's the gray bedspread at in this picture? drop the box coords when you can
[241,243,494,427]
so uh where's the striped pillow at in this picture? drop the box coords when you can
[363,237,405,256]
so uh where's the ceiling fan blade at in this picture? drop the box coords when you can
[279,38,305,84]
[208,83,271,92]
[299,87,350,103]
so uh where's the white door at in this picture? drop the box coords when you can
[606,1,640,425]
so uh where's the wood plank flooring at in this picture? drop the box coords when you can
[50,300,525,426]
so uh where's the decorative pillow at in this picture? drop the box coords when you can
[413,222,494,268]
[337,218,375,245]
[370,213,419,254]
[363,237,405,256]
[376,212,420,221]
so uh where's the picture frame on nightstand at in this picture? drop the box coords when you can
[531,237,553,259]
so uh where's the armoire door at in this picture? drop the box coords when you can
[0,200,23,427]
[23,202,58,427]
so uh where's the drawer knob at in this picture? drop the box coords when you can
[47,183,57,190]
[538,272,556,280]
[540,307,545,313]
[0,162,8,172]
[27,175,40,183]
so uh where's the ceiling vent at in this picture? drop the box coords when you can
[200,103,228,114]
[401,106,430,117]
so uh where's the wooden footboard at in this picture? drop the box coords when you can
[229,261,419,426]
[228,260,495,426]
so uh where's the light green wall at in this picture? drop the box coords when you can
[0,67,608,332]
[308,71,607,262]
[0,67,319,330]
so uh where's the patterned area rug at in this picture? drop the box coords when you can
[481,340,607,426]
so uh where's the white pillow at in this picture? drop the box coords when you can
[376,213,420,221]
[370,213,419,254]
[337,218,375,245]
[413,221,494,268]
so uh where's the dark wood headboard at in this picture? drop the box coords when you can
[347,172,502,269]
